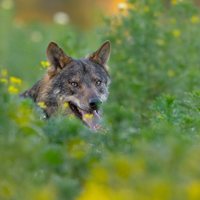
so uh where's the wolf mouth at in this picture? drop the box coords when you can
[68,102,83,119]
[68,102,101,130]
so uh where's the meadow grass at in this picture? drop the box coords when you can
[0,0,200,199]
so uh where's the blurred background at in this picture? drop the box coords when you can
[0,0,127,83]
[14,0,200,26]
[15,0,125,28]
[0,0,200,200]
[0,0,200,82]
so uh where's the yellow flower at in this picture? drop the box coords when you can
[172,29,181,38]
[83,113,93,119]
[37,102,47,109]
[63,102,69,109]
[0,182,14,199]
[190,15,199,24]
[40,61,50,68]
[0,78,8,84]
[171,0,177,5]
[77,182,112,200]
[9,76,22,85]
[8,85,19,94]
[77,180,133,200]
[171,0,182,5]
[187,182,200,200]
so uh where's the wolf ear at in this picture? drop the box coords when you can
[89,41,111,66]
[46,42,72,76]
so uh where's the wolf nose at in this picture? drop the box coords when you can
[89,98,102,109]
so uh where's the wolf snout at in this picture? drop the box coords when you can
[89,98,102,110]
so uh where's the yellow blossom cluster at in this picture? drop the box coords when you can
[190,15,199,24]
[172,29,181,38]
[83,113,93,120]
[37,102,47,109]
[40,61,50,68]
[0,69,22,94]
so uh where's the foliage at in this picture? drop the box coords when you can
[0,0,200,199]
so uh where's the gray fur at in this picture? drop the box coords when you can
[21,41,111,128]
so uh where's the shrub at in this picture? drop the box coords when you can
[0,0,200,199]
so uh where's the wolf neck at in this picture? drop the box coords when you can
[22,74,55,108]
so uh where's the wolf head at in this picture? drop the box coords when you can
[21,41,111,130]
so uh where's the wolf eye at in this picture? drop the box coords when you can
[96,80,102,86]
[71,82,78,87]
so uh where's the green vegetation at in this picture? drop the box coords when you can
[0,0,200,199]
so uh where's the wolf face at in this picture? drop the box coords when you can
[21,41,111,130]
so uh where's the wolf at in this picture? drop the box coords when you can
[20,41,111,130]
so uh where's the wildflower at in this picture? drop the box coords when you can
[63,102,69,109]
[190,15,199,24]
[187,182,200,199]
[37,102,47,109]
[40,61,50,68]
[83,113,94,120]
[0,182,13,198]
[171,0,177,5]
[0,78,8,84]
[171,0,183,5]
[9,76,22,85]
[77,182,111,200]
[172,29,181,38]
[8,85,19,94]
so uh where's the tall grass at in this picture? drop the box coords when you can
[0,0,200,199]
